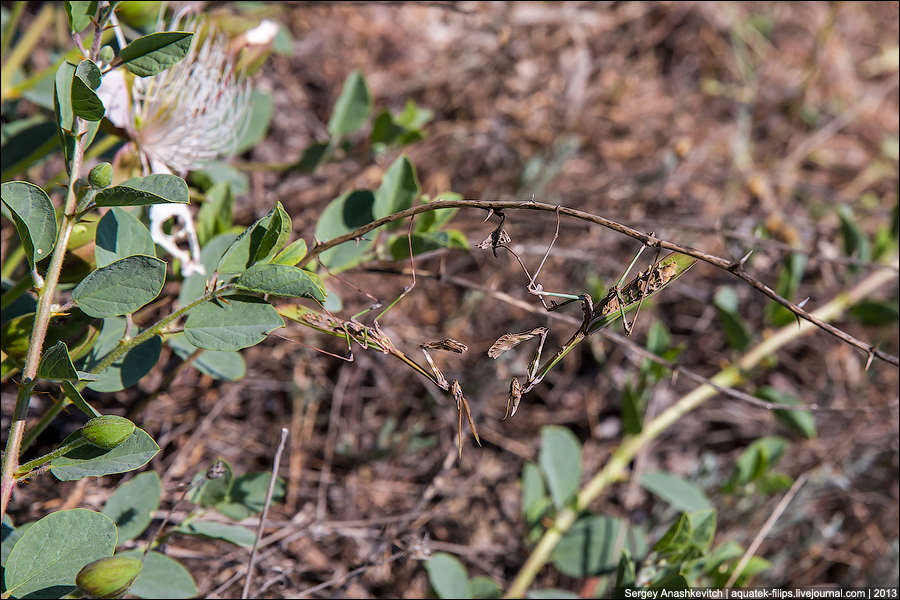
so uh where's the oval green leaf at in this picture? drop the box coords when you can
[216,203,287,274]
[184,295,284,351]
[80,317,162,392]
[1,181,57,268]
[328,70,371,138]
[73,255,166,318]
[4,509,117,599]
[373,155,419,220]
[215,472,285,521]
[95,174,189,207]
[313,189,376,270]
[272,238,307,266]
[119,550,197,599]
[538,425,581,509]
[425,553,471,600]
[166,333,246,382]
[50,427,160,481]
[102,472,162,545]
[72,60,105,121]
[552,515,623,577]
[37,341,78,382]
[174,521,255,548]
[639,471,712,512]
[235,263,326,300]
[65,1,98,33]
[119,32,194,77]
[95,208,155,267]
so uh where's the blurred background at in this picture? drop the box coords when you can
[2,2,898,597]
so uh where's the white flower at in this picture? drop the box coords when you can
[98,13,256,277]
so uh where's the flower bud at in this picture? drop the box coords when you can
[76,556,142,599]
[98,45,115,64]
[88,162,113,188]
[81,415,135,449]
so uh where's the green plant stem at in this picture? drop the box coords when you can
[82,285,234,385]
[15,436,89,477]
[0,274,32,310]
[0,113,89,519]
[304,199,899,367]
[504,259,898,598]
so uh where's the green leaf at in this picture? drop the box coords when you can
[373,155,420,220]
[4,509,116,599]
[756,386,816,439]
[639,472,712,512]
[234,89,273,154]
[685,509,717,553]
[425,553,471,599]
[215,472,285,521]
[95,207,155,267]
[188,460,233,507]
[653,513,692,558]
[235,263,326,300]
[727,436,789,490]
[184,295,283,351]
[614,549,636,592]
[54,61,77,133]
[294,142,330,173]
[166,333,246,382]
[196,182,233,247]
[95,173,190,206]
[119,32,194,77]
[521,462,548,523]
[767,253,806,326]
[469,576,501,599]
[190,161,249,196]
[61,380,101,418]
[650,572,689,590]
[0,120,59,180]
[71,60,105,121]
[538,425,581,509]
[370,110,405,146]
[253,202,291,264]
[837,204,871,263]
[118,550,197,599]
[50,427,160,481]
[64,1,98,33]
[848,299,900,326]
[1,181,57,268]
[80,317,162,392]
[388,230,468,259]
[414,193,460,233]
[712,555,770,587]
[72,255,166,317]
[552,515,622,577]
[216,203,289,274]
[273,238,308,266]
[37,341,78,382]
[174,521,254,547]
[328,70,372,138]
[313,189,376,270]
[102,472,162,545]
[713,286,751,350]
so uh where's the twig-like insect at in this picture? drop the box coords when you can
[277,216,480,457]
[483,211,697,419]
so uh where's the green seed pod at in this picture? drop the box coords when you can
[88,162,113,188]
[98,45,115,64]
[76,556,142,599]
[81,415,135,449]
